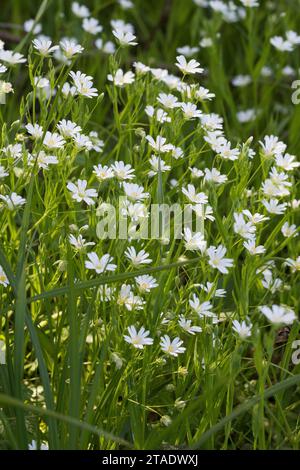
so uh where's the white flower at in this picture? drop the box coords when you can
[117,284,133,307]
[28,440,49,450]
[263,179,286,198]
[3,81,15,94]
[28,151,58,170]
[0,265,9,287]
[286,30,300,45]
[262,199,287,215]
[135,274,158,292]
[34,76,50,89]
[275,153,300,171]
[181,102,202,119]
[111,19,134,34]
[148,155,171,176]
[85,252,116,273]
[0,80,13,95]
[124,326,153,349]
[286,257,300,272]
[259,135,287,158]
[178,315,202,335]
[0,193,26,210]
[121,202,148,222]
[260,305,296,325]
[201,113,223,131]
[107,69,135,87]
[146,135,173,153]
[192,204,215,221]
[69,71,98,98]
[195,86,215,101]
[194,0,209,7]
[189,295,214,318]
[176,45,199,56]
[43,131,65,149]
[199,37,213,47]
[117,285,144,311]
[190,167,204,178]
[242,210,269,224]
[171,146,184,159]
[199,281,226,298]
[72,133,93,150]
[151,67,168,81]
[95,39,116,54]
[291,199,300,209]
[268,167,292,193]
[123,182,149,201]
[67,179,97,205]
[89,131,104,152]
[260,268,282,292]
[232,75,252,87]
[61,82,77,97]
[57,119,82,138]
[204,131,224,150]
[82,17,103,35]
[111,161,135,180]
[32,39,58,55]
[266,173,288,197]
[240,0,259,7]
[160,415,172,426]
[157,93,181,109]
[281,222,298,238]
[24,19,42,34]
[69,234,95,251]
[53,47,71,64]
[25,123,43,139]
[60,39,84,58]
[236,109,256,123]
[260,66,272,77]
[243,239,266,255]
[270,36,293,52]
[71,2,90,18]
[207,245,234,274]
[133,61,150,74]
[145,106,171,123]
[2,143,22,159]
[125,247,152,266]
[232,319,252,339]
[160,335,186,357]
[175,55,203,74]
[216,140,240,161]
[118,0,133,9]
[162,73,181,88]
[0,63,7,73]
[183,228,206,252]
[93,164,114,181]
[182,184,208,205]
[111,352,123,369]
[204,168,227,184]
[288,198,300,212]
[0,165,8,178]
[123,293,145,311]
[112,29,137,46]
[233,213,256,239]
[0,50,26,65]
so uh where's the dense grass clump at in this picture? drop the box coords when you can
[0,0,300,450]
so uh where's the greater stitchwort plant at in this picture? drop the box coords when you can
[0,0,299,451]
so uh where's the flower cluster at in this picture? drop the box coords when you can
[0,0,299,451]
